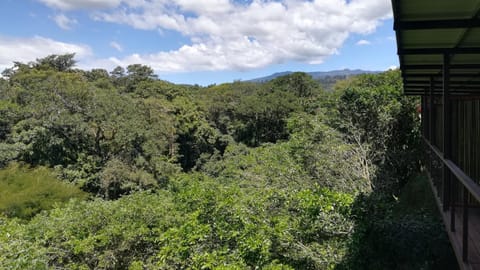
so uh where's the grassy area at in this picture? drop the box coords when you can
[393,174,439,218]
[392,174,459,270]
[0,163,87,219]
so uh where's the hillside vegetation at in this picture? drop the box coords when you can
[0,54,455,269]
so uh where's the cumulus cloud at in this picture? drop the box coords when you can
[356,39,371,45]
[0,36,92,70]
[109,41,123,52]
[38,0,121,10]
[52,13,77,29]
[36,0,393,72]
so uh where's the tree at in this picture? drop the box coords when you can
[124,64,158,92]
[234,88,299,146]
[84,68,110,82]
[110,66,125,79]
[172,96,228,170]
[34,53,76,72]
[270,72,318,98]
[335,70,420,191]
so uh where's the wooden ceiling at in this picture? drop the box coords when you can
[392,0,480,95]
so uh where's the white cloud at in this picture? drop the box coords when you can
[0,36,92,71]
[176,0,232,14]
[38,0,121,10]
[36,0,393,72]
[52,13,77,30]
[387,65,398,70]
[356,39,371,46]
[109,41,123,52]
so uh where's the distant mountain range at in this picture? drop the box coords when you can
[248,69,381,83]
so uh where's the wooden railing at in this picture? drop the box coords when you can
[424,137,480,265]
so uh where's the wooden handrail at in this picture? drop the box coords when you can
[424,138,443,162]
[423,137,480,203]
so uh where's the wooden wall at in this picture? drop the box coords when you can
[451,99,480,185]
[423,96,480,185]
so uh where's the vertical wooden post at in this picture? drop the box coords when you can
[429,77,435,142]
[429,77,435,180]
[463,186,469,262]
[443,54,452,214]
[421,91,428,174]
[421,94,426,137]
[422,88,428,140]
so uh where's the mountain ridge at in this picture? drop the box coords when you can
[248,68,381,83]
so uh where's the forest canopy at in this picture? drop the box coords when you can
[0,54,455,269]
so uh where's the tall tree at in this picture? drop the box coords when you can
[34,54,76,72]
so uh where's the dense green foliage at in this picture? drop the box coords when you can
[0,163,86,219]
[0,54,455,269]
[330,74,456,269]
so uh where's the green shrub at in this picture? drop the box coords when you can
[0,191,181,269]
[0,163,86,219]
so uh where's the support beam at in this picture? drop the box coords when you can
[394,18,480,30]
[405,80,480,86]
[405,85,480,91]
[403,64,480,69]
[404,89,480,95]
[404,73,480,78]
[391,0,405,78]
[399,47,480,55]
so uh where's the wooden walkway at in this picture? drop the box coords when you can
[442,207,480,270]
[425,168,480,270]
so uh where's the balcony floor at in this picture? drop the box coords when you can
[443,206,480,270]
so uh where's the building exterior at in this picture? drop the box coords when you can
[392,0,480,269]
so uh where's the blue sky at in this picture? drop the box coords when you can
[0,0,397,85]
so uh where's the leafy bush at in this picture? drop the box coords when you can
[0,191,180,269]
[0,163,86,219]
[163,174,355,269]
[0,174,354,269]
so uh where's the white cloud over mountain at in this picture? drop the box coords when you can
[27,0,392,72]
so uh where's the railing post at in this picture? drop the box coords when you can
[422,90,427,139]
[463,186,469,262]
[451,179,456,231]
[429,77,435,143]
[429,77,434,182]
[443,53,452,213]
